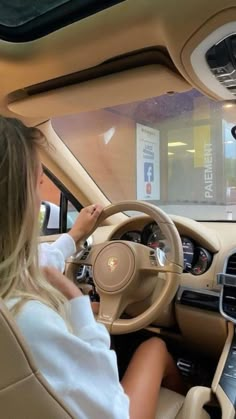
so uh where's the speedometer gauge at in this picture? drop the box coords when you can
[147,231,165,249]
[142,222,166,250]
[181,237,194,270]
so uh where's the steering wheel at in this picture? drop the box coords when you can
[70,201,183,334]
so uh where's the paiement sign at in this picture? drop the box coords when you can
[204,143,213,199]
[136,123,160,201]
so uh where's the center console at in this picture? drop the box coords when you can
[219,333,236,408]
[211,273,236,417]
[177,274,236,417]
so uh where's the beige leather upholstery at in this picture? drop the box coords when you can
[156,388,184,419]
[177,386,211,419]
[0,299,74,419]
[0,298,210,419]
[156,387,210,419]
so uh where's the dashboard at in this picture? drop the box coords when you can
[48,214,236,358]
[117,221,213,276]
[51,214,236,356]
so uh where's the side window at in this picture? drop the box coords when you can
[39,170,80,236]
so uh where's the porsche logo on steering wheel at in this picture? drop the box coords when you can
[107,256,118,272]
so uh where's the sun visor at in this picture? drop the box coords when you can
[8,65,190,118]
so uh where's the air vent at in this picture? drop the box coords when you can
[226,253,236,275]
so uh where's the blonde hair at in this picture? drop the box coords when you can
[0,116,67,317]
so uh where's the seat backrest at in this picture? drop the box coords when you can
[0,298,74,419]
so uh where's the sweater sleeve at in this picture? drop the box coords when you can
[38,233,76,272]
[66,296,111,348]
[14,297,130,419]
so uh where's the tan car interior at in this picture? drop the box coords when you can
[0,298,207,419]
[2,0,236,417]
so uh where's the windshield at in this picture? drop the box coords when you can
[52,89,236,221]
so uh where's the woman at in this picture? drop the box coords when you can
[39,203,102,272]
[0,116,183,419]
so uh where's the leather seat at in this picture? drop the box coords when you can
[156,388,184,418]
[156,387,210,419]
[0,298,210,419]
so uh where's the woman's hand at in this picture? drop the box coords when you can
[68,204,103,243]
[42,266,82,300]
[42,266,100,314]
[91,302,99,315]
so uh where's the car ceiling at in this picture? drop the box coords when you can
[1,0,236,125]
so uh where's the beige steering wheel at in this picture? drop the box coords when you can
[72,201,183,334]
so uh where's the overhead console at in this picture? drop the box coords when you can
[180,13,236,100]
[206,34,236,98]
[191,23,236,100]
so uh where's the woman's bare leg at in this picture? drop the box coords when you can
[121,337,184,419]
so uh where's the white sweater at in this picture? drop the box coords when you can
[38,234,76,272]
[7,296,130,419]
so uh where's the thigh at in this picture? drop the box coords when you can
[121,337,168,419]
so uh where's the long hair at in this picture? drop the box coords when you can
[0,116,67,317]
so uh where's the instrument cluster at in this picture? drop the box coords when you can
[120,222,212,276]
